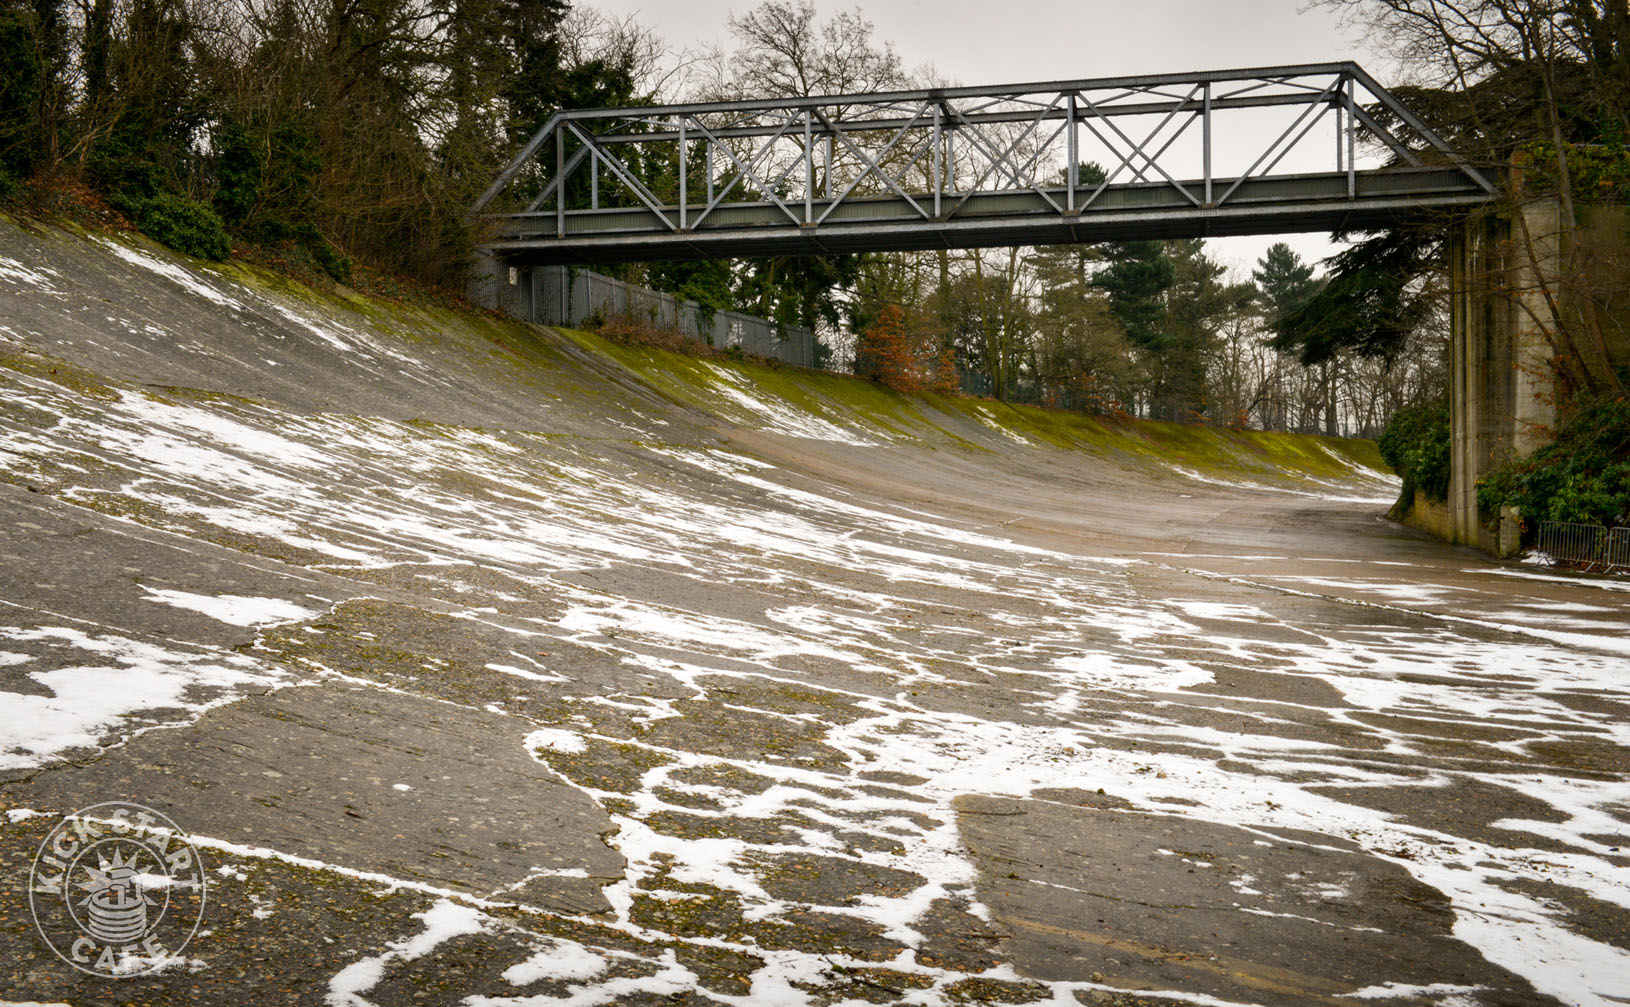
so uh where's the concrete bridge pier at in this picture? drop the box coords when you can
[1447,197,1563,551]
[469,249,536,323]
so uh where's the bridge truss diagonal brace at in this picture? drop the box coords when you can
[1075,85,1203,210]
[944,94,1071,218]
[1215,76,1341,207]
[1346,63,1497,194]
[814,106,933,224]
[563,122,678,232]
[473,111,563,216]
[686,113,805,229]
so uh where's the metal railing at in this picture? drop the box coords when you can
[1535,521,1630,573]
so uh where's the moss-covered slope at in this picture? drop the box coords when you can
[556,326,1391,492]
[0,217,1391,498]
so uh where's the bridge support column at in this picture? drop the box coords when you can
[1447,197,1562,551]
[468,248,504,312]
[468,251,538,323]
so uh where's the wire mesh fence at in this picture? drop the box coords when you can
[528,265,816,368]
[1535,521,1630,573]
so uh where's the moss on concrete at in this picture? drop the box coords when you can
[0,351,122,403]
[533,737,675,793]
[548,326,1389,490]
[944,977,1057,1003]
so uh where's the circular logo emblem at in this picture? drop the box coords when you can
[28,802,206,977]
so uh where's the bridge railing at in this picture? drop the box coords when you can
[472,62,1496,261]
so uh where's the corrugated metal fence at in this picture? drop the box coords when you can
[523,265,816,369]
[1536,520,1630,573]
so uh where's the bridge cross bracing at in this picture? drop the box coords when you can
[472,63,1497,264]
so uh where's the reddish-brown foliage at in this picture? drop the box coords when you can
[592,312,724,357]
[854,304,956,395]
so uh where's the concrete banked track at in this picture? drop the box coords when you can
[0,221,1627,1007]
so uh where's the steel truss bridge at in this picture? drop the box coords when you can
[472,63,1496,264]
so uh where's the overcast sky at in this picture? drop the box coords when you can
[589,0,1390,277]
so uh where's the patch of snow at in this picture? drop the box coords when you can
[1269,576,1458,607]
[526,728,588,755]
[328,899,488,1005]
[500,939,609,985]
[703,363,880,445]
[1317,444,1401,486]
[142,587,318,627]
[1341,982,1484,1001]
[97,239,245,310]
[1051,651,1213,692]
[970,405,1032,445]
[110,953,208,976]
[485,662,569,684]
[1170,600,1272,621]
[0,256,62,292]
[0,626,286,770]
[1170,464,1395,504]
[1470,567,1630,592]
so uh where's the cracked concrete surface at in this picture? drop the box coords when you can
[1,221,1627,1006]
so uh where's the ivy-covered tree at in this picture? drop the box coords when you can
[87,0,202,209]
[1316,0,1630,396]
[0,3,44,191]
[737,253,864,334]
[645,260,737,318]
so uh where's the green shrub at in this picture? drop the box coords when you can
[136,192,230,261]
[89,129,167,217]
[1478,394,1630,527]
[211,121,262,225]
[295,224,352,284]
[1378,400,1451,502]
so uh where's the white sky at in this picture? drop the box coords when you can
[590,0,1390,278]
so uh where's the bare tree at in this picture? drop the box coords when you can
[557,6,699,101]
[724,1,904,100]
[1319,0,1628,395]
